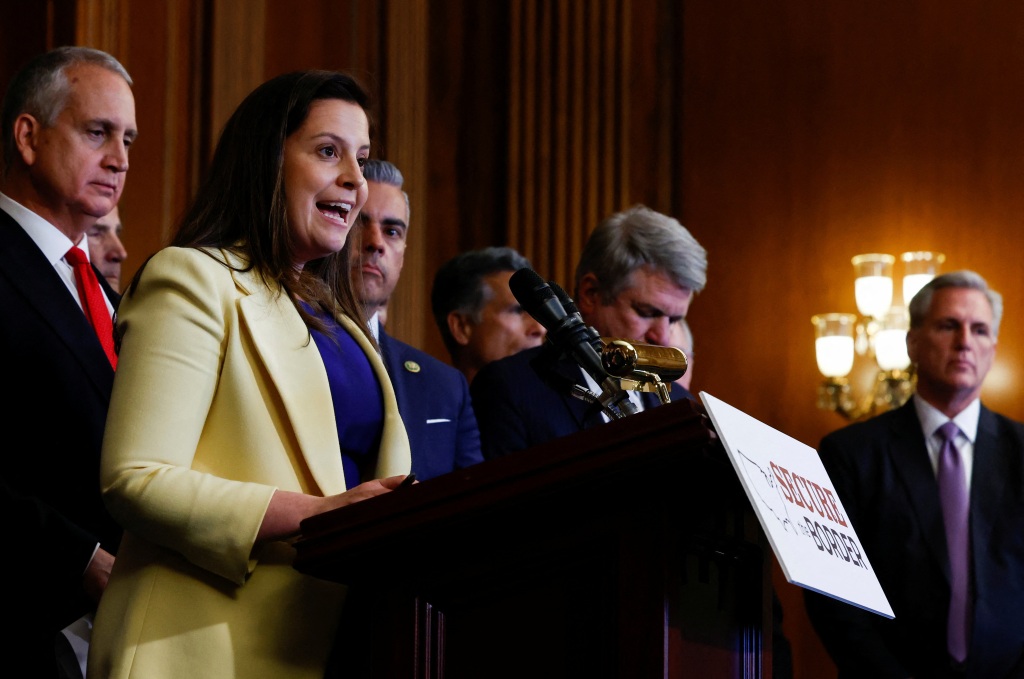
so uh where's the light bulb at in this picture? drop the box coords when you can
[816,336,855,377]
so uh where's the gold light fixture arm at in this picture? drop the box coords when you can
[617,370,674,404]
[818,368,916,421]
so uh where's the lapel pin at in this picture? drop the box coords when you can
[404,360,421,373]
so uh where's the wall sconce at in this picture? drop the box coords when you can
[812,251,944,420]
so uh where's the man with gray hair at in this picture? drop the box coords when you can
[0,46,136,677]
[470,204,707,460]
[349,159,482,481]
[806,270,1024,678]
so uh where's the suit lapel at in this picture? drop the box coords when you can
[547,354,605,429]
[239,270,409,494]
[238,282,346,495]
[378,330,406,404]
[0,210,114,394]
[98,269,121,311]
[970,406,1010,569]
[887,402,951,575]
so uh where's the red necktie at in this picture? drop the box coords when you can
[66,246,117,369]
[936,421,970,661]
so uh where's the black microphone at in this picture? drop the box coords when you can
[510,268,637,418]
[510,269,605,378]
[547,280,603,353]
[547,280,580,315]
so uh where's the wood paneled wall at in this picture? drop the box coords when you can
[681,3,1024,676]
[506,0,629,286]
[7,1,1024,677]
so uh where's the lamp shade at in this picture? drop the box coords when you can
[901,251,946,305]
[852,253,895,319]
[874,307,911,371]
[812,313,857,378]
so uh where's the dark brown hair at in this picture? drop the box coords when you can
[130,70,374,341]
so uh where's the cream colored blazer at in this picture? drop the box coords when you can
[89,247,411,679]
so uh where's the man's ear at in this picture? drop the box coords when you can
[447,311,473,347]
[575,273,601,315]
[12,113,41,166]
[906,329,918,365]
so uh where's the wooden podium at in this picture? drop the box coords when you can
[294,398,773,678]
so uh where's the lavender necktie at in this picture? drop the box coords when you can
[936,421,970,662]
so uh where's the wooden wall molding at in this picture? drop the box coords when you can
[379,0,430,347]
[75,0,128,56]
[508,0,632,287]
[210,0,266,145]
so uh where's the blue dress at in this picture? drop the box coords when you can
[307,308,384,488]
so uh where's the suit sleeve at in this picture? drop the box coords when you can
[670,382,697,402]
[802,433,910,679]
[470,357,534,460]
[100,249,275,585]
[453,373,484,469]
[0,473,97,629]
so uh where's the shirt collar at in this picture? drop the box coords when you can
[913,393,980,443]
[0,192,82,265]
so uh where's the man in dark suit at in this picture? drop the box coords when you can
[805,270,1024,679]
[86,204,127,292]
[350,159,482,480]
[0,47,136,676]
[470,204,707,459]
[466,205,805,678]
[430,246,547,386]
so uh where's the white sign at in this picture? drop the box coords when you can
[700,391,894,618]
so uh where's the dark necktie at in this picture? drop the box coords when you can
[66,246,117,369]
[936,421,970,662]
